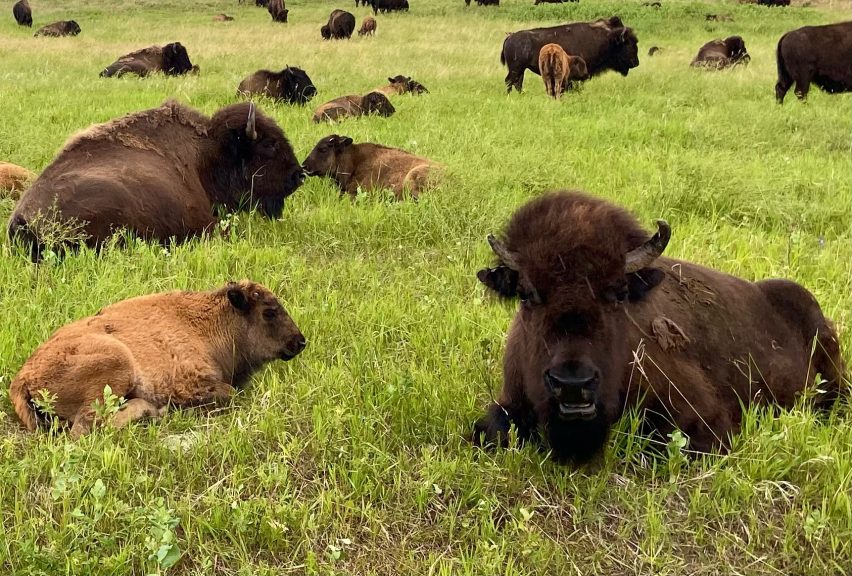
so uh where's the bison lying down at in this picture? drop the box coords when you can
[776,21,852,103]
[237,66,317,104]
[473,191,844,463]
[0,162,34,200]
[100,42,198,77]
[34,20,81,37]
[312,92,395,123]
[373,75,429,96]
[302,135,441,200]
[8,101,304,261]
[10,280,306,437]
[691,36,750,69]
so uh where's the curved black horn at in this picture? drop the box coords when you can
[624,219,670,273]
[246,102,257,140]
[487,234,519,270]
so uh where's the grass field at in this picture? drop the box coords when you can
[1,0,851,573]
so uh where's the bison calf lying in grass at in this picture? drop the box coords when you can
[237,66,316,104]
[34,20,81,37]
[100,42,198,77]
[538,44,588,99]
[473,191,844,464]
[691,36,750,69]
[302,135,441,200]
[312,92,395,123]
[0,161,34,200]
[373,75,429,96]
[10,281,306,437]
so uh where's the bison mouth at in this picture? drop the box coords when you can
[558,401,597,420]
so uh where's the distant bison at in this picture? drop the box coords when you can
[268,0,288,22]
[691,36,750,69]
[213,13,234,21]
[501,16,639,92]
[473,0,500,5]
[256,0,269,6]
[648,46,662,56]
[34,20,81,37]
[312,92,395,123]
[321,9,355,39]
[535,0,575,4]
[539,44,588,98]
[237,66,317,104]
[358,16,377,36]
[705,14,734,22]
[8,101,304,261]
[757,0,789,5]
[0,161,34,200]
[373,75,429,96]
[776,21,852,103]
[12,0,31,27]
[100,42,197,78]
[372,0,408,14]
[472,191,844,463]
[303,135,441,200]
[10,280,306,437]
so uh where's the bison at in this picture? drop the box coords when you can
[312,92,395,123]
[535,0,576,4]
[237,66,317,104]
[100,42,197,78]
[10,280,306,437]
[472,191,844,464]
[12,0,31,27]
[321,10,356,40]
[648,46,662,57]
[539,44,588,99]
[358,16,377,36]
[268,0,288,22]
[757,0,789,5]
[8,101,304,261]
[501,16,639,92]
[473,0,500,5]
[256,0,269,6]
[0,161,34,200]
[776,21,852,103]
[213,13,235,21]
[373,75,429,96]
[34,20,81,37]
[302,135,441,200]
[372,0,408,14]
[690,36,750,70]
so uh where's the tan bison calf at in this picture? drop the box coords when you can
[302,135,442,200]
[358,16,377,36]
[373,75,429,96]
[538,43,588,99]
[0,161,34,200]
[10,280,306,437]
[312,92,395,123]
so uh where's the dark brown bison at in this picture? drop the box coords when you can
[473,0,499,5]
[535,0,576,4]
[10,280,306,437]
[776,21,852,103]
[321,9,355,40]
[358,16,377,36]
[691,36,750,69]
[13,0,31,26]
[237,66,316,104]
[539,44,588,98]
[268,0,288,22]
[100,42,197,77]
[8,101,304,261]
[213,13,235,21]
[302,135,442,200]
[648,46,662,57]
[473,191,844,463]
[256,0,269,6]
[312,92,395,123]
[372,0,408,14]
[501,16,639,92]
[373,75,429,96]
[34,20,81,37]
[757,0,789,5]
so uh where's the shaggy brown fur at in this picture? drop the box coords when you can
[302,135,442,200]
[13,0,31,27]
[373,75,429,96]
[321,9,355,39]
[0,162,34,200]
[100,42,196,77]
[10,280,306,437]
[213,13,234,21]
[776,21,852,103]
[473,191,845,464]
[311,92,395,123]
[34,20,81,37]
[538,44,588,98]
[268,0,288,22]
[691,36,750,69]
[358,16,377,36]
[237,67,316,104]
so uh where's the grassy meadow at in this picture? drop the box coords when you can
[1,0,851,573]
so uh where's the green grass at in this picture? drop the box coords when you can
[1,0,851,573]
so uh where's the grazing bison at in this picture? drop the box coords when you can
[8,101,304,261]
[535,0,575,4]
[705,14,734,22]
[358,16,377,36]
[0,162,34,200]
[213,13,235,21]
[10,280,306,437]
[321,9,356,40]
[472,192,844,463]
[312,92,395,123]
[501,16,639,92]
[237,67,316,104]
[302,135,441,200]
[474,0,500,5]
[34,20,81,37]
[256,0,269,6]
[372,0,408,14]
[648,46,662,57]
[776,21,852,103]
[100,42,197,78]
[13,0,31,27]
[757,0,789,5]
[268,0,288,22]
[373,75,429,96]
[690,36,750,69]
[539,44,588,99]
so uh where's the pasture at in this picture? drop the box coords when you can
[1,0,851,573]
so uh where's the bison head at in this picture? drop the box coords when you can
[302,135,352,178]
[361,92,395,117]
[280,66,317,104]
[202,102,304,219]
[321,24,331,39]
[724,35,750,64]
[162,42,193,76]
[478,192,669,461]
[608,27,640,75]
[66,20,81,35]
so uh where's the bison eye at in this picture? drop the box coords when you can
[602,284,628,304]
[262,309,278,321]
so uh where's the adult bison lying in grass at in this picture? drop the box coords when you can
[312,92,395,123]
[302,135,441,200]
[691,36,750,70]
[473,192,844,463]
[100,42,197,77]
[34,20,81,37]
[10,280,306,437]
[776,21,852,103]
[237,66,317,104]
[8,101,304,261]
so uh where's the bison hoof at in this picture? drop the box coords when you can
[471,405,512,449]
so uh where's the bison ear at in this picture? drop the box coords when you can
[227,286,252,313]
[387,77,395,84]
[335,136,353,149]
[626,268,665,302]
[477,266,519,298]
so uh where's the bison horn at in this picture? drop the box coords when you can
[624,220,671,273]
[246,103,257,141]
[487,234,520,270]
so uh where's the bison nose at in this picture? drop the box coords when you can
[293,334,307,353]
[544,364,599,394]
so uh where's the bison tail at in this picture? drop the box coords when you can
[500,46,506,66]
[9,377,38,432]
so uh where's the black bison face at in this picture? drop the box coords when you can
[361,92,395,116]
[321,25,331,39]
[610,28,640,75]
[205,103,305,219]
[281,67,317,104]
[725,36,750,64]
[162,42,193,76]
[302,135,352,177]
[66,21,81,35]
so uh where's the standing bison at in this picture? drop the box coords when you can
[100,42,197,77]
[321,10,356,39]
[34,20,81,37]
[8,101,304,261]
[12,0,31,26]
[473,191,844,463]
[312,92,395,122]
[237,66,317,104]
[776,21,852,103]
[501,16,639,92]
[358,16,377,36]
[268,0,288,22]
[372,0,408,14]
[691,36,750,69]
[539,44,588,98]
[10,280,306,437]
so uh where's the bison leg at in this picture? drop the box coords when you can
[111,398,168,429]
[472,401,535,448]
[793,78,810,101]
[505,69,524,93]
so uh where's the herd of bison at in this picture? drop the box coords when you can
[3,0,850,466]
